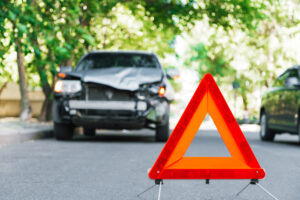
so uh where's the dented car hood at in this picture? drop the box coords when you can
[67,67,163,91]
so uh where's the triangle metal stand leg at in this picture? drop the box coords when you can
[157,180,163,200]
[235,179,279,200]
[137,180,163,200]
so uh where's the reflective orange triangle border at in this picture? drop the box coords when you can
[149,73,265,179]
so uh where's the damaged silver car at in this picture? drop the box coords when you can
[52,50,177,142]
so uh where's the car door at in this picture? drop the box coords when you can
[264,88,279,126]
[296,68,300,132]
[281,68,300,132]
[268,71,289,129]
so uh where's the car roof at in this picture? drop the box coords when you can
[87,50,156,56]
[75,50,162,69]
[278,65,300,78]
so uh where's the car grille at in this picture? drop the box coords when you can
[84,84,133,101]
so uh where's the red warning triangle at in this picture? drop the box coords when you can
[149,73,265,179]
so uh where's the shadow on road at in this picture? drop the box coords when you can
[247,133,300,148]
[67,129,175,143]
[272,133,300,147]
[72,134,156,143]
[272,140,300,146]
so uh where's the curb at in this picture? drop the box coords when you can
[0,127,53,146]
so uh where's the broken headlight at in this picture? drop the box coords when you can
[136,83,166,99]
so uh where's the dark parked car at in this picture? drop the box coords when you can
[53,51,177,142]
[260,65,300,141]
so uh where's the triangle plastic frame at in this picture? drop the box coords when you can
[148,73,265,179]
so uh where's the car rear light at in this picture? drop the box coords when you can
[54,80,63,93]
[158,86,166,97]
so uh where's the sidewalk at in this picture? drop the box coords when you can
[0,118,53,146]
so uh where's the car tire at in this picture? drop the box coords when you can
[54,122,74,140]
[155,122,169,142]
[260,112,275,141]
[84,128,96,137]
[155,114,170,142]
[298,117,300,144]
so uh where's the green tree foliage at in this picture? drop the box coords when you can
[188,42,234,82]
[180,0,300,119]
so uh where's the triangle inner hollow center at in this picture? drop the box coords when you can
[184,113,232,158]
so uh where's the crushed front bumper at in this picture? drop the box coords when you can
[54,99,169,129]
[69,100,147,111]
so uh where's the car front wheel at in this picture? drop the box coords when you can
[54,123,74,140]
[298,118,300,144]
[260,113,275,141]
[155,122,169,142]
[155,111,170,142]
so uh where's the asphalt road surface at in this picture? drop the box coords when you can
[0,128,299,200]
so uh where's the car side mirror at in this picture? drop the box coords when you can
[285,77,299,88]
[60,66,72,73]
[166,68,180,80]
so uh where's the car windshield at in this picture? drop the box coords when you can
[75,53,159,71]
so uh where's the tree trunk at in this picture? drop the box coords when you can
[65,53,73,66]
[36,61,54,121]
[0,82,8,95]
[241,93,249,123]
[37,65,53,122]
[38,87,52,121]
[16,38,32,121]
